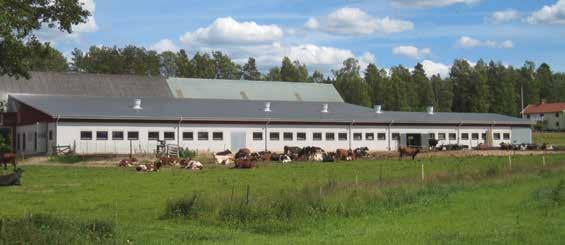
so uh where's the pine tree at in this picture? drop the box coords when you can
[175,49,191,77]
[334,58,371,107]
[242,57,261,80]
[412,63,434,110]
[537,63,556,102]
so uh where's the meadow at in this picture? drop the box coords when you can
[533,132,565,146]
[1,154,564,244]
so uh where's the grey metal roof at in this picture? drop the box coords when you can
[0,72,173,101]
[9,94,533,126]
[167,78,344,102]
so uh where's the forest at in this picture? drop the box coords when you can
[17,41,565,116]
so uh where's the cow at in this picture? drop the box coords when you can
[136,162,161,172]
[353,147,369,158]
[118,158,137,168]
[215,149,232,156]
[428,139,439,150]
[234,158,257,169]
[335,149,354,161]
[159,156,178,167]
[280,154,292,164]
[258,151,272,161]
[1,153,17,170]
[399,147,420,160]
[235,148,252,160]
[499,142,513,150]
[185,160,203,171]
[322,152,336,162]
[214,150,235,165]
[0,168,24,186]
[284,146,302,160]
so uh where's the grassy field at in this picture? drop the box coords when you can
[1,155,564,244]
[533,132,565,145]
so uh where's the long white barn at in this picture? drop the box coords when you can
[7,94,533,155]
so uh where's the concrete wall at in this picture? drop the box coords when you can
[52,121,516,154]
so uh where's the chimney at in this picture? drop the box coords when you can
[321,104,329,113]
[264,102,272,112]
[133,98,143,110]
[374,104,382,114]
[426,106,434,115]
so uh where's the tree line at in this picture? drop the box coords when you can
[20,43,565,116]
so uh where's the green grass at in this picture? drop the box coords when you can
[533,132,565,145]
[1,155,564,244]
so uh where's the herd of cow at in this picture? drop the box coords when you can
[118,157,204,172]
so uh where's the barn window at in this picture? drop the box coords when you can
[353,133,362,141]
[112,131,124,140]
[148,131,159,141]
[481,133,487,139]
[493,133,501,140]
[297,132,306,141]
[503,133,510,140]
[164,132,175,140]
[366,133,374,140]
[96,131,108,140]
[253,132,263,141]
[198,132,209,141]
[338,133,347,141]
[16,133,20,151]
[313,133,322,141]
[23,133,26,151]
[212,132,223,141]
[283,132,293,141]
[438,133,446,140]
[377,133,386,140]
[527,115,530,119]
[183,132,193,140]
[392,133,400,140]
[556,113,559,117]
[557,122,560,127]
[80,131,92,140]
[128,131,139,140]
[449,133,456,140]
[428,133,435,139]
[471,133,479,140]
[49,130,53,140]
[269,132,280,141]
[325,133,335,141]
[461,133,469,140]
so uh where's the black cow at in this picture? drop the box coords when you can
[0,168,24,186]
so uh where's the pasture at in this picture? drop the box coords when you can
[533,132,565,146]
[1,154,565,244]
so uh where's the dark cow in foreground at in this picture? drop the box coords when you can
[1,153,17,170]
[0,168,24,186]
[353,147,369,158]
[399,147,420,160]
[284,146,302,160]
[234,158,257,169]
[428,139,439,150]
[235,148,252,160]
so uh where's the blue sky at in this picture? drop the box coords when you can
[41,0,565,76]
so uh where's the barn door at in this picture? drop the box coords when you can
[230,131,246,151]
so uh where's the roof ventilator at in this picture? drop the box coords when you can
[133,98,143,110]
[426,106,434,115]
[374,104,382,114]
[264,102,272,112]
[321,103,329,113]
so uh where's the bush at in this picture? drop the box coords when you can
[179,148,197,159]
[48,154,84,164]
[164,194,203,219]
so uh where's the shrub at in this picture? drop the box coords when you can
[179,147,197,159]
[164,194,203,218]
[48,154,84,164]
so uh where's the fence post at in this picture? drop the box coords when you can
[508,155,512,170]
[421,162,425,182]
[355,174,358,186]
[246,185,250,205]
[542,155,546,167]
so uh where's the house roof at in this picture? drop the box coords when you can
[0,71,173,101]
[8,94,533,126]
[521,102,565,114]
[167,78,344,102]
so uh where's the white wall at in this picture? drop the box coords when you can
[53,121,515,154]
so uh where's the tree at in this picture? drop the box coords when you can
[450,59,474,112]
[212,51,241,79]
[0,0,90,78]
[364,63,387,106]
[537,63,556,102]
[26,40,69,72]
[159,51,178,77]
[412,63,434,110]
[431,75,453,112]
[388,66,411,111]
[242,57,261,80]
[333,58,371,107]
[470,60,489,112]
[191,52,215,78]
[280,57,297,82]
[308,70,325,83]
[265,67,281,81]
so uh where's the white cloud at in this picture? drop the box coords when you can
[304,7,413,35]
[391,0,480,8]
[527,0,565,24]
[456,36,513,49]
[180,17,283,45]
[36,0,98,43]
[392,46,431,59]
[421,60,450,78]
[486,9,520,23]
[150,39,178,53]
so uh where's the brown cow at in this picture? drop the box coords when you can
[336,149,354,161]
[159,156,178,167]
[234,158,256,169]
[258,151,272,161]
[235,148,252,160]
[399,147,420,160]
[1,153,17,170]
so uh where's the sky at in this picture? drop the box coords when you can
[38,0,565,77]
